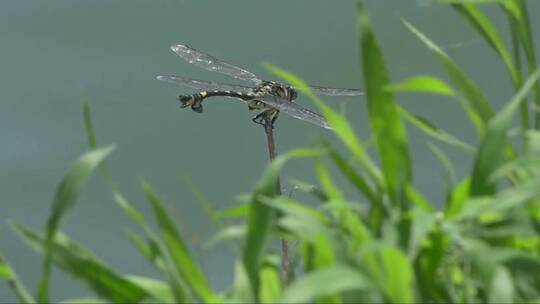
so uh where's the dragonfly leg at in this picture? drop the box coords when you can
[252,111,266,126]
[252,109,279,129]
[270,111,280,126]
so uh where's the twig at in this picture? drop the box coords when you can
[260,114,291,283]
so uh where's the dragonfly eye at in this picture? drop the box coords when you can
[289,89,298,101]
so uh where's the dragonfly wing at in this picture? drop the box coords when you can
[156,75,253,93]
[170,44,262,84]
[306,85,364,96]
[255,95,332,130]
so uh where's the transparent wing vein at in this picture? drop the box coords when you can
[156,75,253,93]
[255,95,332,130]
[306,85,364,96]
[170,44,262,84]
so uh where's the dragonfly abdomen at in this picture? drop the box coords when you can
[178,90,256,113]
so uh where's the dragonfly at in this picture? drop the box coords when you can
[157,44,363,129]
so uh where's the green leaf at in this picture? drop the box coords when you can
[488,267,514,303]
[321,140,379,204]
[205,225,246,248]
[439,0,521,19]
[451,3,519,85]
[404,19,494,137]
[126,230,160,267]
[459,239,539,301]
[0,258,11,279]
[387,75,455,96]
[489,155,540,182]
[182,176,222,228]
[405,184,434,212]
[319,143,379,241]
[428,143,458,191]
[242,148,322,297]
[406,209,436,260]
[470,70,539,195]
[415,229,449,300]
[504,0,540,128]
[457,176,540,221]
[467,0,540,135]
[399,107,475,152]
[114,193,173,271]
[114,191,188,302]
[525,130,540,153]
[444,177,471,218]
[261,196,334,244]
[81,101,113,185]
[114,193,163,266]
[312,158,371,246]
[361,245,414,303]
[0,254,35,303]
[359,2,412,207]
[141,181,218,303]
[281,266,371,303]
[214,203,250,219]
[315,158,344,201]
[288,178,328,201]
[38,145,115,302]
[304,235,338,291]
[125,275,175,303]
[228,261,254,303]
[82,101,98,150]
[261,196,330,225]
[259,263,281,303]
[13,223,147,303]
[114,191,146,227]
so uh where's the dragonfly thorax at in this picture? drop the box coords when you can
[256,81,298,102]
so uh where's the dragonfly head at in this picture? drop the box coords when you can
[179,94,203,113]
[287,86,298,101]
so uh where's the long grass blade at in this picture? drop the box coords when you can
[0,254,35,303]
[38,145,115,302]
[281,266,371,303]
[321,140,380,204]
[508,0,540,128]
[360,245,414,303]
[404,20,494,138]
[451,2,533,133]
[458,175,540,220]
[428,143,458,192]
[259,262,281,303]
[387,75,455,96]
[141,180,218,303]
[359,1,412,207]
[82,101,114,185]
[14,223,147,302]
[242,148,322,297]
[451,3,519,85]
[125,275,175,303]
[126,198,191,302]
[114,190,188,302]
[398,107,475,153]
[470,70,539,195]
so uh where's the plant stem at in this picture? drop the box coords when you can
[261,115,291,283]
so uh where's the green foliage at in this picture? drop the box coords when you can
[2,0,539,303]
